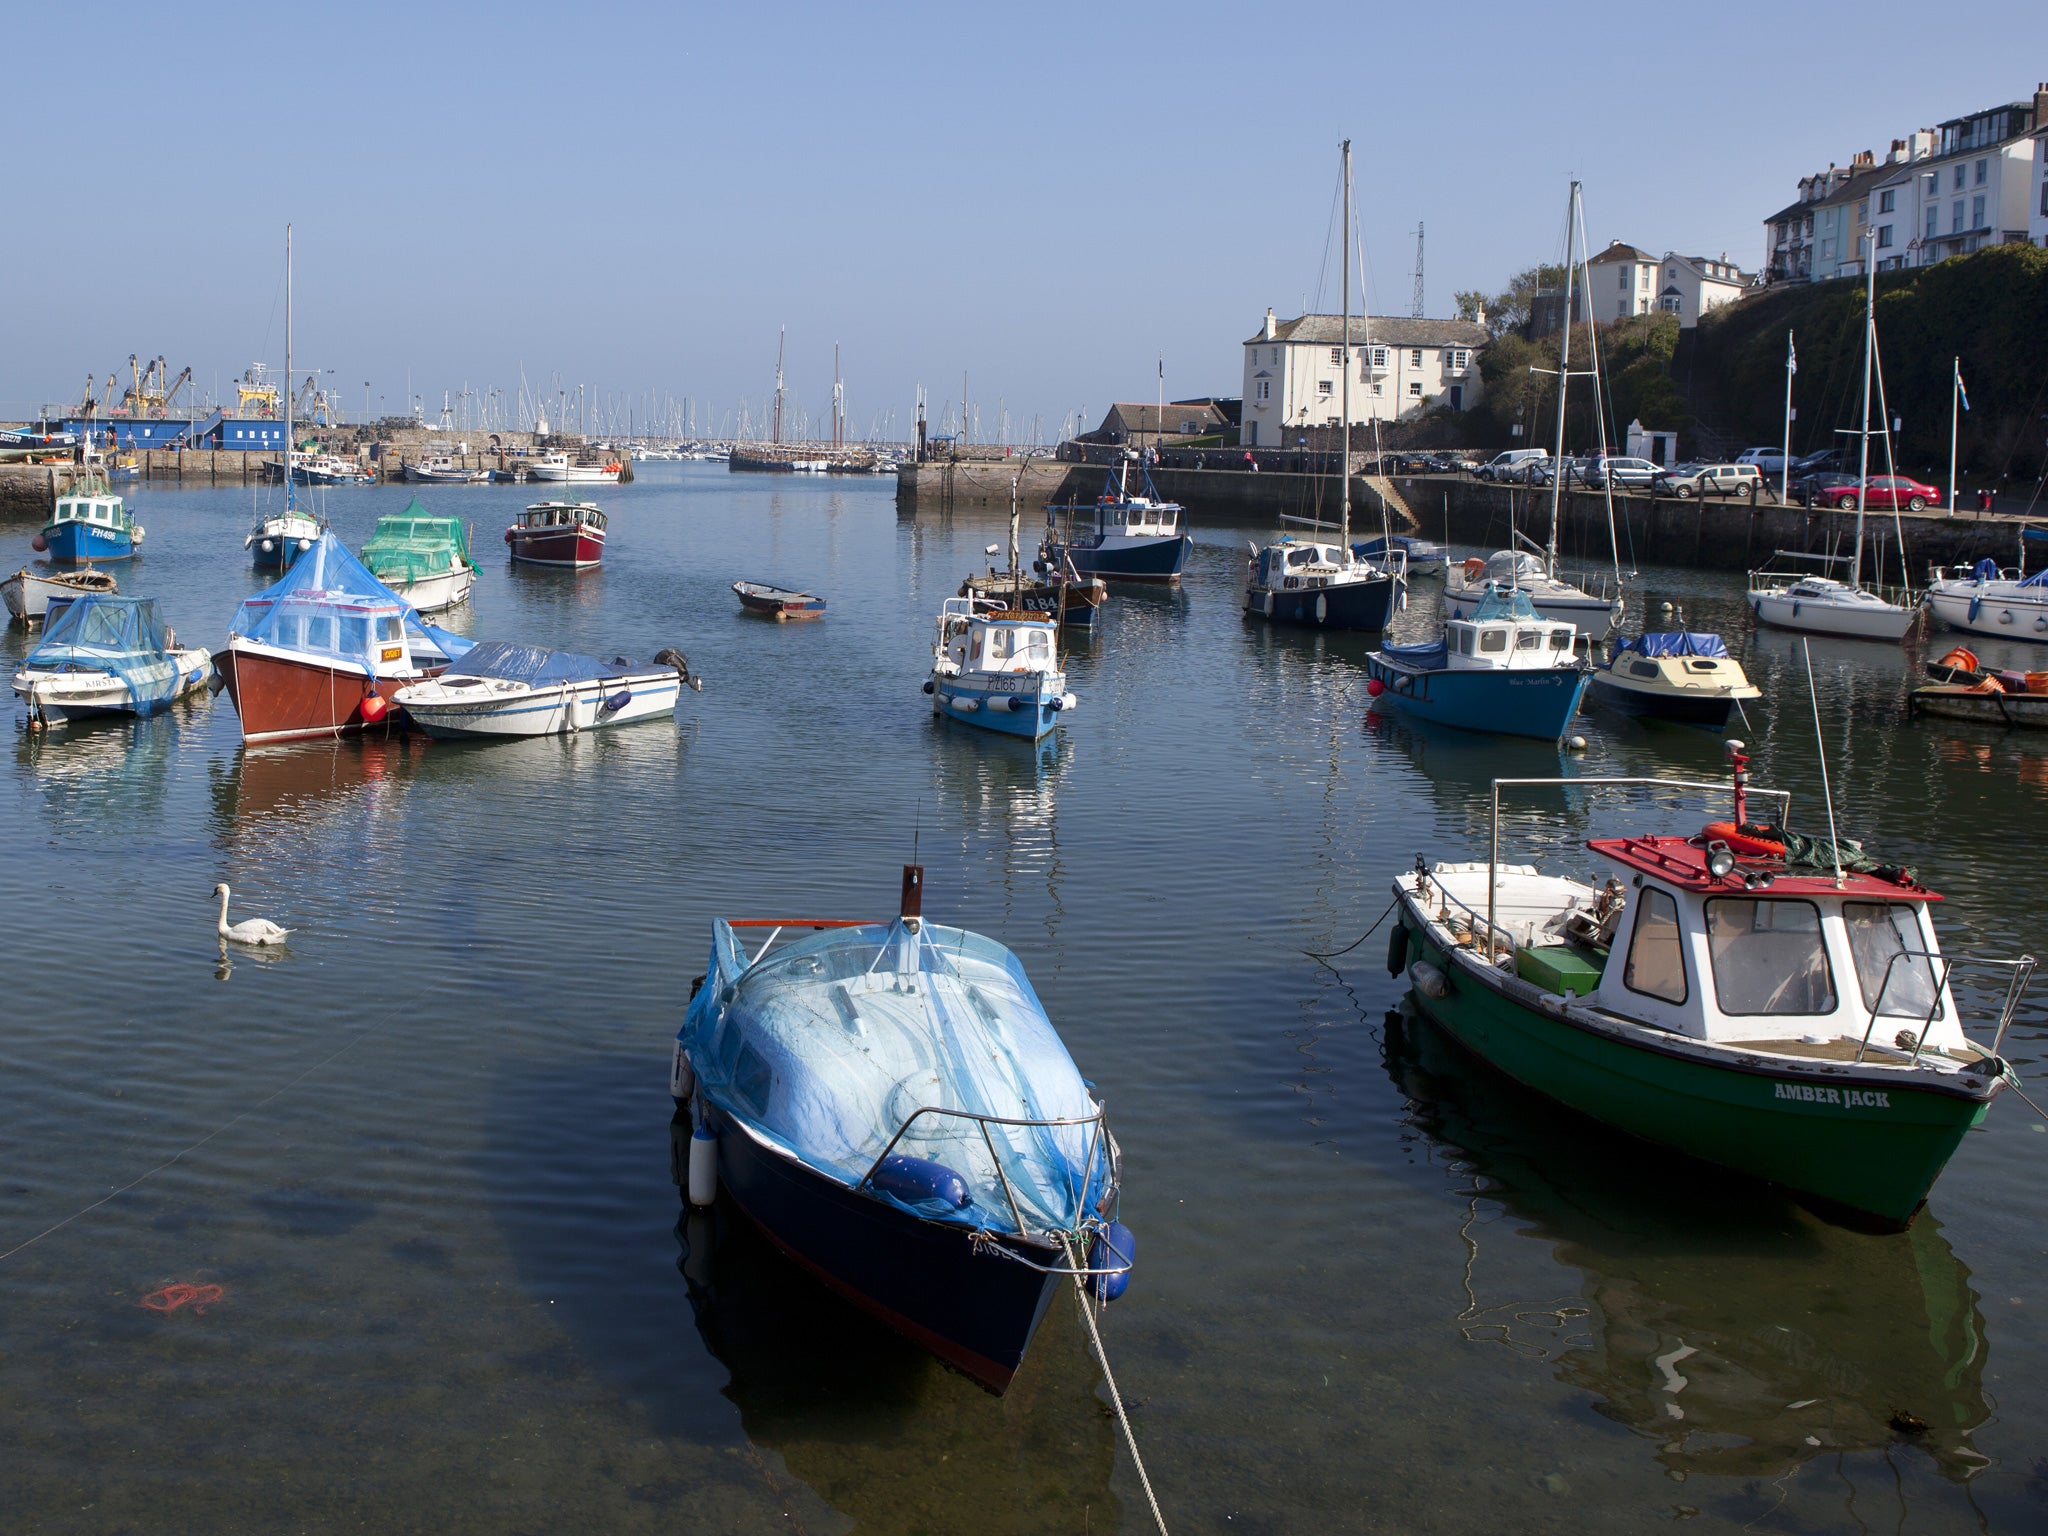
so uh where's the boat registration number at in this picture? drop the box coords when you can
[1773,1082,1890,1110]
[983,677,1034,694]
[381,646,403,661]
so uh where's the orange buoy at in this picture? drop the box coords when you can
[1463,556,1486,581]
[360,693,390,723]
[1934,645,1980,674]
[1702,821,1784,858]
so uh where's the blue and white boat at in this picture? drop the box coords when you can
[35,473,143,563]
[1923,530,2048,641]
[926,597,1075,741]
[393,640,699,739]
[1042,460,1192,583]
[672,866,1131,1392]
[1352,534,1447,578]
[12,594,211,723]
[1365,585,1592,740]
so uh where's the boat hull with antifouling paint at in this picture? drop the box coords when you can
[1047,531,1191,583]
[213,643,431,745]
[1392,889,1999,1227]
[506,525,605,567]
[1365,653,1591,740]
[699,1100,1064,1393]
[1245,572,1402,631]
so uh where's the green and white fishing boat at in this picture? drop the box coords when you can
[1388,745,2034,1228]
[358,499,479,614]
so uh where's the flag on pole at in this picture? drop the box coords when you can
[1957,364,1970,413]
[1787,332,1797,374]
[1157,356,1164,380]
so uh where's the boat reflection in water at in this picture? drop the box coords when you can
[209,733,428,834]
[1384,1007,1992,1487]
[671,1189,1118,1533]
[12,699,196,834]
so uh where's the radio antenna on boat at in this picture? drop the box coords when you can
[911,799,921,868]
[1801,637,1846,886]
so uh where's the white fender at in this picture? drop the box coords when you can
[687,1122,718,1207]
[1408,960,1450,1000]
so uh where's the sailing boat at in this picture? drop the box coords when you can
[1444,181,1623,639]
[1243,140,1405,631]
[246,225,326,572]
[1749,237,1916,641]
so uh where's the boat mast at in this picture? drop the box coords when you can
[1339,139,1351,550]
[1545,182,1579,579]
[1009,468,1022,610]
[1854,237,1874,591]
[284,223,294,514]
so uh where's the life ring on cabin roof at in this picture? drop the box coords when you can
[1701,821,1785,858]
[1463,556,1486,582]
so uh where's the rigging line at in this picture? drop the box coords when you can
[2005,1075,2048,1125]
[1064,1241,1170,1536]
[1310,170,1343,319]
[1301,895,1400,964]
[0,1001,400,1267]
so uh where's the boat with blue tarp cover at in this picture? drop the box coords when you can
[213,533,475,745]
[36,471,144,563]
[1041,460,1192,583]
[12,595,211,723]
[672,866,1132,1393]
[1364,584,1591,741]
[1923,529,2048,641]
[1590,631,1760,727]
[394,640,699,739]
[1352,534,1447,578]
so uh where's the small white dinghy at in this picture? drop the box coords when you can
[394,640,700,740]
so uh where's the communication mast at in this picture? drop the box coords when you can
[1411,223,1425,319]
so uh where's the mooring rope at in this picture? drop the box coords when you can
[1300,894,1399,963]
[2005,1074,2048,1125]
[1063,1236,1169,1536]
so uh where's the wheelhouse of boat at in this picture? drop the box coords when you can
[517,501,606,535]
[933,597,1059,679]
[1440,598,1579,671]
[48,490,134,539]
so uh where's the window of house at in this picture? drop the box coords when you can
[1371,347,1388,367]
[2041,179,2048,218]
[1254,380,1269,402]
[1660,295,1680,313]
[1975,158,1988,186]
[1316,379,1331,396]
[1409,348,1422,366]
[1329,348,1343,366]
[1706,899,1836,1016]
[1624,888,1687,1004]
[1875,225,1893,249]
[1450,349,1469,370]
[1971,194,1985,229]
[1878,189,1895,214]
[1954,165,1966,191]
[1371,383,1382,396]
[1953,201,1965,233]
[1271,347,1280,364]
[1923,171,1936,196]
[1926,205,1939,239]
[1407,381,1422,397]
[1618,267,1629,290]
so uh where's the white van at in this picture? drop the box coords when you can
[1476,448,1549,483]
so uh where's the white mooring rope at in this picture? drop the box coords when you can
[1064,1236,1170,1536]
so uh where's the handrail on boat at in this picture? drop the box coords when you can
[1486,775,1794,965]
[858,1102,1117,1258]
[1860,950,2036,1067]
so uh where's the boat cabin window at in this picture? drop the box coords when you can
[376,616,403,641]
[1843,903,1943,1020]
[1478,629,1507,654]
[305,615,334,651]
[1516,628,1542,651]
[1623,888,1688,1003]
[339,616,368,655]
[1706,899,1836,1016]
[1551,629,1573,651]
[1287,547,1317,567]
[1452,627,1474,655]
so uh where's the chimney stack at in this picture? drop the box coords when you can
[1262,307,1277,341]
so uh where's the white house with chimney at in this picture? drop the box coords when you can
[1239,308,1489,446]
[1654,255,1751,327]
[1583,242,1663,321]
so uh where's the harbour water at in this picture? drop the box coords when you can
[2,463,2045,1533]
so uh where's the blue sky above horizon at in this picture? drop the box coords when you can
[4,1,2044,438]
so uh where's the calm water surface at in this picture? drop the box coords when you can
[1,465,2044,1534]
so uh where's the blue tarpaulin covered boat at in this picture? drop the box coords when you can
[1590,630,1759,726]
[673,867,1132,1392]
[11,594,211,722]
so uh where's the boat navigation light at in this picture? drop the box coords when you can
[1705,842,1738,880]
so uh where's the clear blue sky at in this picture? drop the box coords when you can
[5,1,2043,438]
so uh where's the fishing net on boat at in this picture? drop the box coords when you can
[359,501,478,586]
[22,595,184,715]
[449,641,626,686]
[229,533,473,672]
[690,920,1112,1238]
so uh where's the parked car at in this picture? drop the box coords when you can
[1476,448,1549,482]
[1579,455,1662,489]
[1791,447,1848,475]
[1655,463,1762,498]
[1735,446,1789,477]
[1793,471,1859,507]
[1811,474,1942,512]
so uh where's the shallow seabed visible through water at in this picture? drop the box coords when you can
[1,464,2045,1534]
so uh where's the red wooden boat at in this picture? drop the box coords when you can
[507,500,607,567]
[213,534,471,745]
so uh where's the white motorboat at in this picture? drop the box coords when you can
[1923,531,2048,641]
[527,451,624,483]
[246,509,325,571]
[12,595,212,723]
[394,641,699,739]
[3,565,118,626]
[403,454,490,485]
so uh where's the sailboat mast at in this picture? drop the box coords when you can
[1339,139,1351,548]
[1853,241,1874,590]
[284,222,296,514]
[1546,183,1578,577]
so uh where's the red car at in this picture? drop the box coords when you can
[1820,475,1940,512]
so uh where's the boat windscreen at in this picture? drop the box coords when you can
[698,920,1107,1236]
[23,595,184,714]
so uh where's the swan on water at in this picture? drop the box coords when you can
[214,883,292,946]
